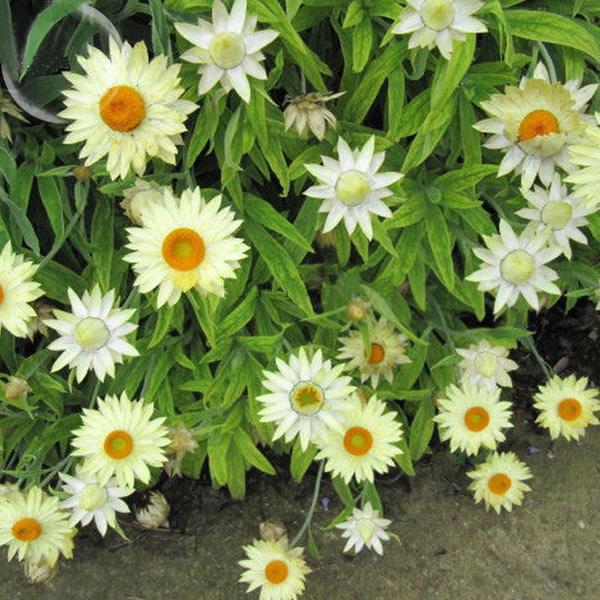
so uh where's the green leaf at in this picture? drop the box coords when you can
[36,176,64,239]
[504,10,600,63]
[409,398,434,460]
[218,287,258,339]
[352,18,372,73]
[233,429,276,475]
[0,188,39,254]
[332,476,354,507]
[435,165,498,191]
[21,0,89,78]
[290,440,317,482]
[90,195,113,292]
[425,205,455,291]
[430,35,475,107]
[245,217,314,316]
[0,147,16,188]
[149,305,174,349]
[245,194,313,254]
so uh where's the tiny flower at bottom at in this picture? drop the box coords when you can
[336,502,391,555]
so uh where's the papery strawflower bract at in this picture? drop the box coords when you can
[239,537,311,600]
[336,502,392,555]
[304,136,402,240]
[567,113,600,208]
[0,487,75,567]
[59,470,132,537]
[45,287,139,383]
[434,383,512,456]
[315,394,403,484]
[467,452,532,513]
[121,179,170,225]
[467,220,562,314]
[474,73,587,189]
[175,0,278,103]
[533,375,600,441]
[391,0,487,60]
[337,317,411,388]
[60,38,196,180]
[70,393,170,488]
[124,187,249,307]
[516,174,594,259]
[283,91,344,140]
[257,348,355,451]
[457,339,518,391]
[0,243,43,338]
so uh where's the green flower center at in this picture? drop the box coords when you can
[209,33,246,69]
[474,352,498,378]
[500,250,536,285]
[421,0,456,31]
[289,381,324,416]
[74,317,110,351]
[541,202,573,230]
[80,484,108,511]
[356,518,377,544]
[335,170,371,206]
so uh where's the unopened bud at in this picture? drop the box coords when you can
[4,377,31,403]
[72,165,92,182]
[135,492,170,529]
[346,298,369,322]
[24,558,58,585]
[316,230,336,249]
[259,518,287,542]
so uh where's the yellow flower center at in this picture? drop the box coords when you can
[104,430,134,460]
[464,406,490,432]
[557,397,582,422]
[500,250,536,286]
[367,342,385,365]
[290,382,324,416]
[343,426,373,456]
[99,85,145,132]
[541,202,573,230]
[421,0,456,31]
[474,352,498,378]
[74,317,110,351]
[80,484,108,511]
[162,228,206,271]
[12,518,42,542]
[336,170,371,207]
[356,518,377,543]
[518,109,559,142]
[488,473,512,496]
[209,33,246,69]
[264,559,288,584]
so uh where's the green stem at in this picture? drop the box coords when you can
[521,336,553,380]
[291,460,324,548]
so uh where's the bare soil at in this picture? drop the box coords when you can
[1,303,599,600]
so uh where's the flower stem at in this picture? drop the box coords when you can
[521,335,553,380]
[291,460,324,548]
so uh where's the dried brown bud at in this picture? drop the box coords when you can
[259,518,287,542]
[4,377,31,403]
[72,165,92,182]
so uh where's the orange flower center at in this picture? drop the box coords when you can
[12,518,42,542]
[99,85,145,132]
[0,283,4,304]
[557,398,582,422]
[103,430,134,459]
[367,343,385,365]
[518,109,559,142]
[464,406,490,432]
[264,559,289,584]
[162,228,206,271]
[488,473,512,496]
[343,426,373,456]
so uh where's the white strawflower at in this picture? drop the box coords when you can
[257,348,355,451]
[59,470,132,536]
[283,91,344,140]
[434,383,512,456]
[70,393,170,488]
[315,394,403,484]
[391,0,487,60]
[45,287,139,383]
[23,556,58,585]
[304,136,402,240]
[337,318,411,388]
[467,452,532,513]
[121,179,170,225]
[516,174,593,259]
[567,113,600,208]
[59,38,196,180]
[175,0,278,103]
[533,374,600,441]
[0,242,43,338]
[239,537,311,600]
[135,491,170,529]
[124,187,249,307]
[0,487,75,567]
[474,71,587,189]
[466,220,561,314]
[456,340,518,391]
[336,502,391,555]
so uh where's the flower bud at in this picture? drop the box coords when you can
[165,424,199,477]
[72,165,92,182]
[135,492,170,529]
[346,298,369,322]
[121,180,168,225]
[4,377,31,403]
[24,558,58,585]
[259,518,287,542]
